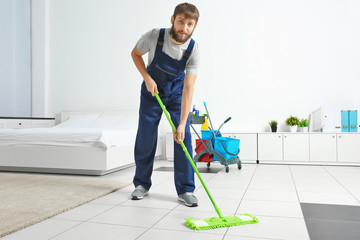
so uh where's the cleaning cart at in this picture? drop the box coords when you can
[190,103,241,173]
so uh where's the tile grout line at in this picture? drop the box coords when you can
[288,165,302,205]
[289,165,311,240]
[323,166,360,204]
[221,164,259,240]
[48,201,129,240]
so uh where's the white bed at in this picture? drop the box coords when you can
[0,111,140,175]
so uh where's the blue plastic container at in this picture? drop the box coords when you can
[201,130,221,140]
[213,137,240,161]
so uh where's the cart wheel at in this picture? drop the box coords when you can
[207,162,211,168]
[237,163,242,170]
[226,166,229,173]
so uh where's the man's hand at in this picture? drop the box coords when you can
[144,77,159,97]
[173,123,185,144]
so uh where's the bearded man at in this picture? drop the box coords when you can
[131,3,200,207]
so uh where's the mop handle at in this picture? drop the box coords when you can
[154,93,224,218]
[203,102,216,138]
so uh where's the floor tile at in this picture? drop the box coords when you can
[51,222,146,240]
[120,193,179,210]
[206,176,252,185]
[237,199,303,218]
[1,219,81,240]
[53,203,115,221]
[243,189,299,202]
[137,228,224,240]
[6,160,360,239]
[175,196,241,214]
[90,191,131,205]
[88,205,169,228]
[298,191,360,205]
[195,186,246,200]
[226,215,309,240]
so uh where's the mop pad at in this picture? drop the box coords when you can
[154,92,259,230]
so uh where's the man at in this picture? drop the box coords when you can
[131,3,200,207]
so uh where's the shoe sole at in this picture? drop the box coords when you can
[178,198,198,207]
[131,192,148,200]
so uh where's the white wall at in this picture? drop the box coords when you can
[33,0,360,131]
[0,0,31,117]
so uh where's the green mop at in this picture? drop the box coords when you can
[154,92,259,230]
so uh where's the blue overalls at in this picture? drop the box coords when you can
[133,28,196,195]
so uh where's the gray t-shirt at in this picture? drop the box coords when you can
[136,28,200,76]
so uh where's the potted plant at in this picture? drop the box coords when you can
[269,120,278,132]
[285,115,299,132]
[299,118,309,132]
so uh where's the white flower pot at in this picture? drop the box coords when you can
[299,127,308,132]
[290,126,298,132]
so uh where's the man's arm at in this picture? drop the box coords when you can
[131,45,158,96]
[173,73,196,143]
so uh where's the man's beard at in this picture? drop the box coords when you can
[170,24,193,43]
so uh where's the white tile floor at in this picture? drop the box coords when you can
[3,160,360,240]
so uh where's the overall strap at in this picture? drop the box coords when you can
[180,38,195,67]
[183,39,195,60]
[157,28,166,48]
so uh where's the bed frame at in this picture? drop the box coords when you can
[0,111,139,175]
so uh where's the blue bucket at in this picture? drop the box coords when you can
[201,130,221,140]
[213,137,240,161]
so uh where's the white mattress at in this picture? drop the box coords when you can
[0,115,138,149]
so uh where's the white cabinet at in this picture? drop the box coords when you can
[227,133,257,162]
[283,134,309,161]
[258,133,310,162]
[258,133,283,161]
[337,134,360,162]
[164,132,360,165]
[309,133,337,162]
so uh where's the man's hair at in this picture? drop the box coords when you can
[173,3,199,23]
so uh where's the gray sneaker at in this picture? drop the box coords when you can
[131,185,148,200]
[178,192,198,207]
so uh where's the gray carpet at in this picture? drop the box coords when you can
[301,203,360,240]
[0,172,130,238]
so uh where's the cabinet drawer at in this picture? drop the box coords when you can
[5,120,32,128]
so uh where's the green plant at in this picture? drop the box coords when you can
[285,115,299,126]
[299,118,309,127]
[269,120,278,127]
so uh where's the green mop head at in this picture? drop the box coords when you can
[185,214,259,230]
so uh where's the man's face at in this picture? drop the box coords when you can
[170,13,197,44]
